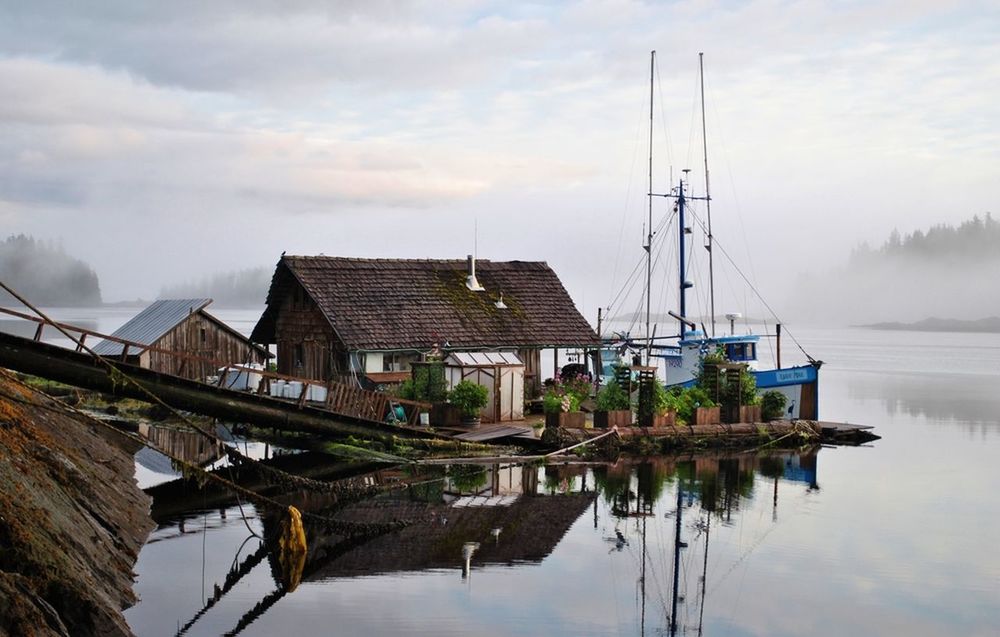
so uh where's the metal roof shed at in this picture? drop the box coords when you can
[444,351,524,423]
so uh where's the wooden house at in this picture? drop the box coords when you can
[250,255,599,397]
[92,299,270,381]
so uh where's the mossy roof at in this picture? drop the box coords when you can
[251,256,599,350]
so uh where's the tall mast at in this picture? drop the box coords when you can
[699,52,716,337]
[678,172,690,340]
[645,50,655,364]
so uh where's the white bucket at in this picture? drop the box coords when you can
[419,412,430,426]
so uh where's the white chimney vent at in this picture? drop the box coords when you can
[466,254,485,291]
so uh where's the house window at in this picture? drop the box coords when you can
[294,343,304,368]
[200,327,207,344]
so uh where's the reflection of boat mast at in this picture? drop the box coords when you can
[697,514,710,637]
[670,476,682,636]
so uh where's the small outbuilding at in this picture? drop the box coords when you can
[443,351,525,422]
[92,299,270,381]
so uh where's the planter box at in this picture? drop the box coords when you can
[739,405,762,423]
[594,410,632,429]
[546,411,586,429]
[638,411,676,427]
[694,406,721,426]
[431,402,461,427]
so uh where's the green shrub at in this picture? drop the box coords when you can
[667,386,717,425]
[740,370,761,406]
[448,380,488,417]
[761,390,787,420]
[595,379,631,411]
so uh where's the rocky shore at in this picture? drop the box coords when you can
[0,372,152,636]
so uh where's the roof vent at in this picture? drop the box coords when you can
[495,292,507,309]
[466,254,485,292]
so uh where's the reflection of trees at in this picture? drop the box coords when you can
[848,373,1000,435]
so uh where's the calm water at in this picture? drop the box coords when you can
[3,309,997,635]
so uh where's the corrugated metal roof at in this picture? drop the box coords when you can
[92,299,211,355]
[446,351,523,366]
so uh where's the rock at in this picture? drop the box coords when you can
[0,371,152,637]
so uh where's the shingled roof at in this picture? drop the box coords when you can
[251,256,598,350]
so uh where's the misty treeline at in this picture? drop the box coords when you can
[791,214,999,324]
[159,267,270,307]
[850,213,999,264]
[0,235,101,306]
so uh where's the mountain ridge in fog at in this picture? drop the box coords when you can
[158,267,270,308]
[0,235,101,306]
[789,214,999,324]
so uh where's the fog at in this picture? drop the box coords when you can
[1,2,997,325]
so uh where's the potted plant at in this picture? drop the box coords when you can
[638,377,676,427]
[760,390,787,421]
[449,380,489,426]
[594,378,632,428]
[543,386,585,429]
[667,386,718,426]
[737,370,763,423]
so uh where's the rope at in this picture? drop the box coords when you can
[0,280,404,497]
[0,370,408,537]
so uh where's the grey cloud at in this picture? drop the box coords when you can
[0,1,550,96]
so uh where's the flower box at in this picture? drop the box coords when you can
[694,406,721,426]
[546,411,586,429]
[594,409,632,429]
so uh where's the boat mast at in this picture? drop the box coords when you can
[645,50,655,364]
[678,171,691,340]
[699,52,716,337]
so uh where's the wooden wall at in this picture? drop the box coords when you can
[272,280,343,381]
[147,312,268,381]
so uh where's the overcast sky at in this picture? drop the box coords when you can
[2,0,997,323]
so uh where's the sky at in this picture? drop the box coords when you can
[1,0,997,324]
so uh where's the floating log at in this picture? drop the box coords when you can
[0,331,440,442]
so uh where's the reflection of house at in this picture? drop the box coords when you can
[249,256,599,396]
[92,299,270,381]
[263,463,592,579]
[294,493,594,579]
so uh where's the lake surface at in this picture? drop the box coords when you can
[3,308,997,635]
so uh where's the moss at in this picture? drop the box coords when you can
[435,269,528,325]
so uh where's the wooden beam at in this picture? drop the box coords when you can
[0,331,442,442]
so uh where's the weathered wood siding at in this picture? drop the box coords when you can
[273,280,343,381]
[147,312,268,381]
[518,348,542,398]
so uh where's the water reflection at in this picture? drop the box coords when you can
[129,449,824,636]
[844,370,1000,432]
[592,451,821,636]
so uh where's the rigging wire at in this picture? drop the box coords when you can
[682,215,818,361]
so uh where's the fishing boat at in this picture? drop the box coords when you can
[599,51,821,419]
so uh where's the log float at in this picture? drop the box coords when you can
[0,331,442,442]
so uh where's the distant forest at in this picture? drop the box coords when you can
[159,267,271,307]
[850,213,999,264]
[792,213,999,324]
[0,235,101,306]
